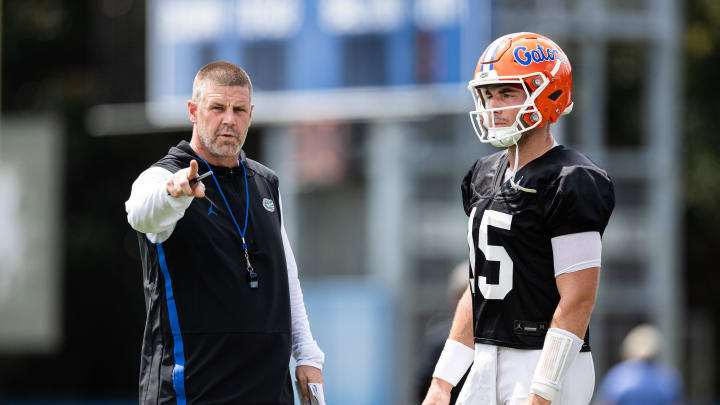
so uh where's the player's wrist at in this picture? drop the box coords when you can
[529,381,557,402]
[527,392,552,404]
[530,327,584,402]
[432,339,474,386]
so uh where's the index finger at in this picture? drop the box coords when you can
[188,159,199,180]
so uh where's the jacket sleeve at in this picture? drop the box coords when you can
[125,166,194,243]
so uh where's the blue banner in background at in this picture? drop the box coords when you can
[147,0,490,101]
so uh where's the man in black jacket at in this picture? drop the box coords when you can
[126,61,324,405]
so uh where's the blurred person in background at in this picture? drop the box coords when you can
[422,32,615,405]
[125,61,324,404]
[594,324,685,405]
[416,260,472,404]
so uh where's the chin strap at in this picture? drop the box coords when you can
[509,139,537,193]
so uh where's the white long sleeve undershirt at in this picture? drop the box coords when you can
[125,166,324,369]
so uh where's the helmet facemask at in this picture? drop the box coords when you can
[468,71,550,148]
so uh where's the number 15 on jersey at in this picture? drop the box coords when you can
[467,207,514,300]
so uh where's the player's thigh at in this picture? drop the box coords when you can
[496,347,538,404]
[498,349,594,405]
[557,352,595,405]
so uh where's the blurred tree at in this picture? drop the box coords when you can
[684,2,720,322]
[2,0,96,112]
[0,0,148,398]
[684,0,720,398]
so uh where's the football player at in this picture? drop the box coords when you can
[422,32,615,405]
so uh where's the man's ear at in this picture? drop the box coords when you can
[188,99,198,124]
[248,104,254,126]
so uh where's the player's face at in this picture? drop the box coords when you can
[193,83,253,159]
[480,85,527,127]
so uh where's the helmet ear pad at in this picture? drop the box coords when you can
[542,81,571,124]
[534,64,573,125]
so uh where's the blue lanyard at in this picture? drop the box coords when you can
[197,157,249,247]
[196,156,258,288]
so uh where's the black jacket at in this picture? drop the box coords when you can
[135,141,293,404]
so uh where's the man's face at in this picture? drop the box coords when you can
[190,83,253,159]
[480,85,527,128]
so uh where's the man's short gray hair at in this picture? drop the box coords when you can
[192,61,253,103]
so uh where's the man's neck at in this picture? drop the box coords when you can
[506,127,554,171]
[189,133,240,168]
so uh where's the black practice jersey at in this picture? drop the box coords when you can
[461,145,614,351]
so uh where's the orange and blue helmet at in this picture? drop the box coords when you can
[468,32,574,147]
